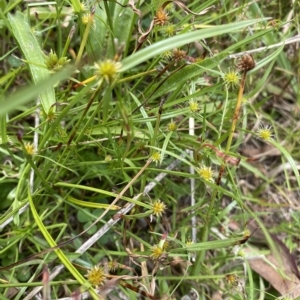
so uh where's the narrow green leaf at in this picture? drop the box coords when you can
[27,187,100,300]
[121,19,268,71]
[7,11,55,114]
[66,196,120,210]
[173,237,245,252]
[0,66,72,117]
[269,140,300,188]
[55,182,152,210]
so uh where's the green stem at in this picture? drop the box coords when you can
[191,188,218,274]
[226,70,247,152]
[42,84,95,184]
[75,11,94,67]
[50,83,104,183]
[103,0,116,55]
[192,70,248,274]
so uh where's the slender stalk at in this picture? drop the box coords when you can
[75,9,94,67]
[49,82,104,183]
[61,24,76,58]
[193,69,249,272]
[191,189,218,274]
[103,0,116,55]
[226,70,247,152]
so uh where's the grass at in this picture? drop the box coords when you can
[0,0,299,299]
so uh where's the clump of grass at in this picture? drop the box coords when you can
[0,0,300,299]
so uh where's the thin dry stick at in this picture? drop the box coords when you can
[24,156,183,300]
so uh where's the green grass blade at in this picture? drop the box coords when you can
[7,11,55,114]
[172,237,245,252]
[269,139,300,188]
[0,66,72,117]
[27,187,100,300]
[121,18,268,71]
[66,196,120,210]
[55,182,152,210]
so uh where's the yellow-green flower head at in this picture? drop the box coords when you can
[237,248,245,257]
[81,13,96,29]
[167,121,177,131]
[105,155,112,161]
[107,260,119,272]
[72,1,88,13]
[24,142,36,156]
[94,60,122,84]
[151,199,167,217]
[85,266,106,288]
[257,125,273,141]
[161,50,172,60]
[151,151,161,165]
[80,1,88,12]
[150,244,164,259]
[196,165,214,182]
[81,14,89,25]
[189,100,200,113]
[223,69,241,89]
[185,238,194,247]
[163,24,175,36]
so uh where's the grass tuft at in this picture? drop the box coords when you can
[0,0,299,299]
